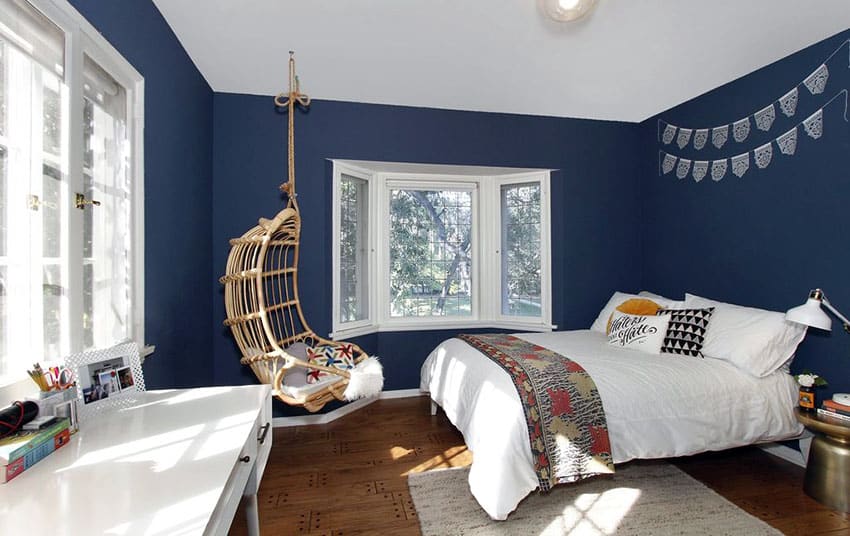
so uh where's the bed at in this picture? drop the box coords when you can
[420,326,803,520]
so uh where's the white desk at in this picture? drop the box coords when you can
[0,385,272,536]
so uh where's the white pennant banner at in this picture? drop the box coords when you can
[733,118,751,143]
[661,123,676,145]
[657,90,848,184]
[692,161,709,182]
[779,88,798,117]
[676,159,692,179]
[754,143,773,169]
[803,109,823,139]
[693,129,709,150]
[677,128,693,149]
[731,153,750,178]
[656,40,849,145]
[712,125,729,149]
[776,127,797,155]
[711,160,727,181]
[661,153,677,174]
[803,64,829,95]
[755,104,776,131]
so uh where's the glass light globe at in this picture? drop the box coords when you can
[541,0,598,22]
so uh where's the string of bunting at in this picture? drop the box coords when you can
[659,89,848,182]
[658,39,850,150]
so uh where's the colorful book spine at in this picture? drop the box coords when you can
[817,407,850,424]
[0,417,71,464]
[2,426,71,483]
[822,399,850,417]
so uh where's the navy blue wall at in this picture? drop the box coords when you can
[641,30,850,400]
[212,95,642,414]
[69,0,214,387]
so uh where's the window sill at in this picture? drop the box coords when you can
[331,320,556,340]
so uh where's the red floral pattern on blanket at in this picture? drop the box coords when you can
[457,334,614,491]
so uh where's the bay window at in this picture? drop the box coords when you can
[332,161,552,338]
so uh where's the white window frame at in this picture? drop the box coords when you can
[331,162,374,336]
[0,0,144,389]
[331,161,553,339]
[489,172,552,329]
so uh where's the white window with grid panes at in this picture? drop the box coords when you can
[331,162,552,338]
[0,0,144,386]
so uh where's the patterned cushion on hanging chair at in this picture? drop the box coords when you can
[306,343,356,384]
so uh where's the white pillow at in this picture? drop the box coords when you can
[639,290,686,306]
[590,291,681,333]
[607,310,670,354]
[684,293,807,377]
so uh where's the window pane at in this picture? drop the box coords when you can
[0,3,68,378]
[339,174,368,323]
[501,183,541,317]
[82,54,131,349]
[390,189,472,318]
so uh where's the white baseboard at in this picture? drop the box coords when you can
[272,389,424,427]
[378,388,422,399]
[758,442,807,468]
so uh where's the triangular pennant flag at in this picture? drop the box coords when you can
[676,159,692,180]
[693,129,709,150]
[754,104,776,131]
[803,109,823,139]
[778,88,798,117]
[677,128,693,149]
[712,126,729,149]
[733,118,751,143]
[754,143,773,169]
[661,123,677,145]
[662,153,677,174]
[692,161,708,182]
[731,153,750,178]
[711,160,727,181]
[776,127,798,155]
[804,64,829,95]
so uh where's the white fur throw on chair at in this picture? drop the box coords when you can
[343,357,384,401]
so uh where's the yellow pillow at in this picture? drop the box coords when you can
[606,298,662,334]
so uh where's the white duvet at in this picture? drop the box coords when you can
[419,330,803,520]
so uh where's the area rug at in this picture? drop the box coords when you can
[407,462,781,535]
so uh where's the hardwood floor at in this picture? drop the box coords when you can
[230,396,850,535]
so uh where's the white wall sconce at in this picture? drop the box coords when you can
[541,0,598,22]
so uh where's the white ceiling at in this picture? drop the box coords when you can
[151,0,850,123]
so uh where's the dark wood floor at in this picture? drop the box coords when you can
[231,396,850,535]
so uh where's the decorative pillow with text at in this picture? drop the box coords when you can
[607,310,670,355]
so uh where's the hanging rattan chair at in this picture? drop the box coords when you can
[220,53,382,412]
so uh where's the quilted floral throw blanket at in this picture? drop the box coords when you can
[457,334,614,491]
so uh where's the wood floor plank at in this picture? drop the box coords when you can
[229,396,850,535]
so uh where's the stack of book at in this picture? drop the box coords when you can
[0,417,71,483]
[817,398,850,424]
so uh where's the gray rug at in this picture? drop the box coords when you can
[408,462,781,535]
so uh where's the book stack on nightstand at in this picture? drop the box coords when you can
[818,397,850,423]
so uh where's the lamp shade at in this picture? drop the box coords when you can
[786,298,832,330]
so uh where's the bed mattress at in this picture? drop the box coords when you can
[419,329,803,520]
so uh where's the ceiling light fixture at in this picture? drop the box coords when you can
[541,0,598,22]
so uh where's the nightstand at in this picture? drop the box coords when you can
[795,408,850,513]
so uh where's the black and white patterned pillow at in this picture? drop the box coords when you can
[656,307,714,357]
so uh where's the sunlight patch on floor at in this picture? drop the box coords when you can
[539,487,641,535]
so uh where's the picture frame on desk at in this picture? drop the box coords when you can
[64,342,146,423]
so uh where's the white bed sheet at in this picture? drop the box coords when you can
[419,330,803,520]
